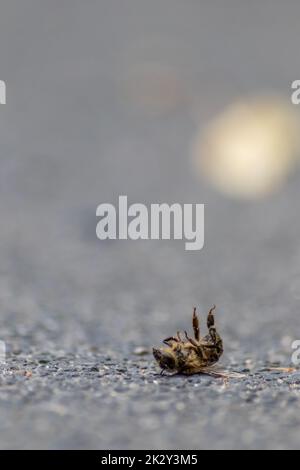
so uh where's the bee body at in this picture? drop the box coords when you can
[153,306,223,375]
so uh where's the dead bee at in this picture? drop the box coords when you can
[153,306,225,376]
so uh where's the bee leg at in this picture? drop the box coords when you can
[192,307,200,341]
[207,305,217,342]
[195,345,205,361]
[183,331,205,361]
[163,336,178,346]
[177,331,183,342]
[207,305,223,354]
[184,330,198,347]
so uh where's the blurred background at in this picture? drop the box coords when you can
[0,0,300,449]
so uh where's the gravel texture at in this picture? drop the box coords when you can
[0,1,300,450]
[1,349,300,449]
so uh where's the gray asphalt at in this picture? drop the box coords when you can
[0,1,300,450]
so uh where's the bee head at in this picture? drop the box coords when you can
[152,347,176,371]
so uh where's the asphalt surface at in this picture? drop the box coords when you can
[0,1,300,450]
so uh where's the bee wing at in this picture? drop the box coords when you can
[199,366,247,379]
